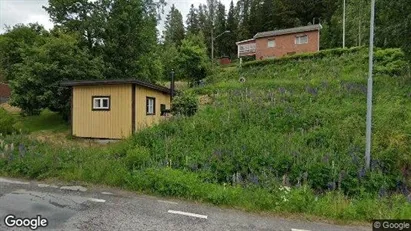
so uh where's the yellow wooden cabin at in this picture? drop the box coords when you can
[61,79,172,139]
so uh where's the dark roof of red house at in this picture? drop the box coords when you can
[0,83,11,98]
[253,24,322,39]
[61,79,171,95]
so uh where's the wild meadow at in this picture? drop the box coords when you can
[1,47,411,222]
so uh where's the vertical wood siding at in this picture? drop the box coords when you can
[73,84,132,139]
[135,85,171,131]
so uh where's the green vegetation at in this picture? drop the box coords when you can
[171,91,199,116]
[0,108,16,134]
[1,48,410,222]
[0,107,68,134]
[14,110,69,133]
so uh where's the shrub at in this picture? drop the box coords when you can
[242,47,365,68]
[0,108,16,134]
[171,91,198,116]
[374,48,408,75]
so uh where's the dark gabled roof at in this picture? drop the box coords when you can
[253,24,322,39]
[61,79,171,94]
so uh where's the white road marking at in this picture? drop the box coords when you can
[291,229,311,231]
[167,210,208,219]
[88,198,106,203]
[60,186,87,192]
[158,200,178,205]
[101,192,113,195]
[0,178,29,185]
[37,184,49,188]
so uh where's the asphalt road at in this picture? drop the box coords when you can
[0,177,370,231]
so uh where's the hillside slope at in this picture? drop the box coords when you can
[134,48,411,196]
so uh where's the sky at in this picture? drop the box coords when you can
[0,0,235,34]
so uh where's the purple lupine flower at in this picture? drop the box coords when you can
[291,151,299,158]
[303,172,308,182]
[378,188,387,198]
[8,154,13,162]
[306,87,318,96]
[18,144,26,158]
[360,85,367,94]
[351,154,359,165]
[248,174,259,185]
[358,168,366,179]
[322,154,329,164]
[327,182,336,191]
[213,149,223,159]
[278,87,286,94]
[189,163,198,171]
[371,159,381,170]
[320,81,329,89]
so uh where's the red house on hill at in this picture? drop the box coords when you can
[236,24,322,60]
[0,83,11,104]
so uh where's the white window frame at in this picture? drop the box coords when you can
[146,97,155,115]
[92,96,110,110]
[267,39,276,48]
[295,35,308,45]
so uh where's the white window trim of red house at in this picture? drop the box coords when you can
[295,35,309,45]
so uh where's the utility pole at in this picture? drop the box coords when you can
[211,29,214,62]
[343,0,346,48]
[365,0,375,170]
[170,70,175,102]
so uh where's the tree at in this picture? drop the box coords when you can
[186,4,200,35]
[45,0,163,81]
[226,1,238,58]
[159,44,180,80]
[9,32,104,118]
[163,4,185,46]
[178,33,210,84]
[44,0,104,55]
[102,0,160,81]
[214,2,228,57]
[375,0,411,60]
[0,24,47,81]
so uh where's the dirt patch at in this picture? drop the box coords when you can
[29,131,107,148]
[199,95,213,105]
[0,103,21,114]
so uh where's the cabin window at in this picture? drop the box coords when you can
[295,35,308,44]
[146,97,156,115]
[267,39,276,48]
[92,96,110,110]
[160,104,166,116]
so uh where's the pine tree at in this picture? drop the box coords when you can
[163,4,185,46]
[214,2,227,57]
[226,0,238,58]
[186,4,200,35]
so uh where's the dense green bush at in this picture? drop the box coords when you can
[0,108,16,134]
[171,91,198,116]
[374,48,409,75]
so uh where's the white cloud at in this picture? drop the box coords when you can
[0,0,237,34]
[0,0,53,33]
